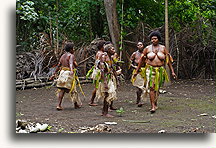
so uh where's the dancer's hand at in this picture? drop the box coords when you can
[116,69,122,75]
[172,72,177,80]
[132,65,137,69]
[49,74,55,80]
[133,72,138,78]
[70,71,74,75]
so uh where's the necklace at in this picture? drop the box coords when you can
[152,45,159,54]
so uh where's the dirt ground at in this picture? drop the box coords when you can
[16,79,215,133]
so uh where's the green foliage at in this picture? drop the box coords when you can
[16,0,39,21]
[58,127,64,133]
[16,0,109,52]
[116,107,125,116]
[47,125,53,131]
[118,0,165,30]
[169,0,215,31]
[16,112,24,117]
[16,0,215,55]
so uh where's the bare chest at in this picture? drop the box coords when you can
[134,51,142,63]
[96,51,103,60]
[147,45,165,61]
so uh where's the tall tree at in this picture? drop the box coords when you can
[55,0,59,60]
[104,0,120,53]
[165,0,171,84]
[165,0,169,51]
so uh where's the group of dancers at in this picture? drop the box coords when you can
[49,31,177,117]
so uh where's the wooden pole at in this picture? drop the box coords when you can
[55,0,59,60]
[165,0,171,85]
[165,0,169,51]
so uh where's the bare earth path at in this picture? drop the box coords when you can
[16,79,215,133]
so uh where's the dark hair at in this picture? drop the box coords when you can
[149,31,161,41]
[104,41,112,45]
[64,42,74,52]
[97,40,106,50]
[137,41,144,45]
[104,44,112,52]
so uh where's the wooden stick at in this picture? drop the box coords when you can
[78,55,94,66]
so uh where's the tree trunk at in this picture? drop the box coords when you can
[55,0,59,61]
[88,3,93,41]
[165,0,171,85]
[104,0,120,53]
[165,0,169,51]
[49,12,53,48]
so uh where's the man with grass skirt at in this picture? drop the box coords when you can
[95,43,119,117]
[87,40,106,106]
[130,41,146,107]
[49,42,82,110]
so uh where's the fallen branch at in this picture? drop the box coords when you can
[122,120,151,123]
[16,76,92,90]
[78,55,94,66]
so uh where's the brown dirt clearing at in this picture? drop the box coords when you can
[16,79,215,133]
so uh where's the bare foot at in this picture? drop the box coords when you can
[109,107,117,110]
[137,103,143,107]
[136,100,141,104]
[108,108,113,112]
[102,114,114,118]
[74,103,82,109]
[56,106,63,111]
[88,103,98,106]
[75,105,81,109]
[150,108,156,113]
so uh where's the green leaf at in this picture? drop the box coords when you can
[58,128,64,133]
